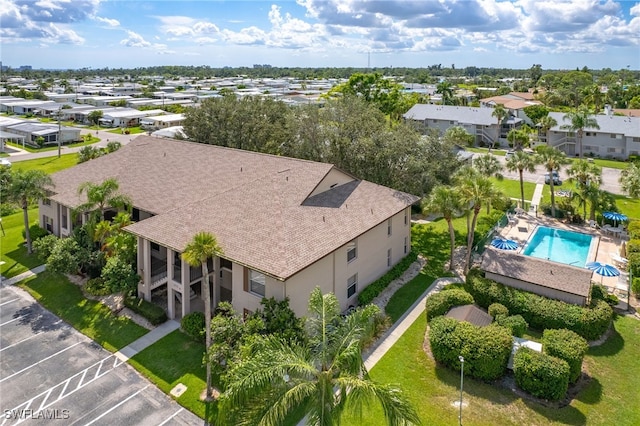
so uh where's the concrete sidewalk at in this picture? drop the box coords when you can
[530,183,544,210]
[364,276,463,370]
[0,264,46,287]
[115,320,181,362]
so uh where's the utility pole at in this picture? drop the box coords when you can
[57,106,62,158]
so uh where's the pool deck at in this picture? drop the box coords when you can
[498,212,630,302]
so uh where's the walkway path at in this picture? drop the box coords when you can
[364,276,463,370]
[530,183,544,212]
[0,264,46,287]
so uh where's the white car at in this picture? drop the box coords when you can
[0,158,11,167]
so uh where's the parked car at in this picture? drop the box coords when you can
[505,150,515,160]
[0,158,11,167]
[544,171,561,185]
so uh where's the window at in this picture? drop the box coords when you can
[42,198,51,206]
[404,209,408,226]
[608,147,617,153]
[249,270,266,297]
[61,207,68,230]
[347,241,357,263]
[347,274,357,298]
[387,219,393,236]
[42,215,53,233]
[220,258,232,270]
[387,248,392,267]
[150,242,160,251]
[404,237,408,254]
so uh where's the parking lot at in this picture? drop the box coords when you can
[0,285,202,426]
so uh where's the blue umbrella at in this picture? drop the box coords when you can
[586,261,620,283]
[602,211,628,227]
[491,238,519,250]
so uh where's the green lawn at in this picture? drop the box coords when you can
[11,153,78,174]
[107,126,145,135]
[6,139,96,154]
[0,208,43,278]
[19,271,148,352]
[493,178,536,204]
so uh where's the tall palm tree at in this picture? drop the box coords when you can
[182,231,223,402]
[455,168,499,272]
[76,178,132,222]
[219,288,419,426]
[506,128,529,151]
[536,146,570,218]
[473,154,504,180]
[491,104,508,146]
[620,162,640,198]
[582,84,604,114]
[436,81,454,105]
[423,185,463,271]
[537,115,557,145]
[506,151,538,210]
[7,169,54,254]
[567,159,602,188]
[560,107,600,158]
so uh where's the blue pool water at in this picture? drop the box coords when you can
[522,226,593,267]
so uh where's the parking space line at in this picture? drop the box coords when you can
[158,408,184,426]
[0,331,44,352]
[0,341,82,383]
[0,315,24,327]
[0,297,19,307]
[3,355,126,426]
[83,385,150,426]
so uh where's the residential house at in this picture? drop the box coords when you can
[140,114,185,130]
[480,92,543,125]
[3,121,81,147]
[42,136,418,319]
[545,111,640,159]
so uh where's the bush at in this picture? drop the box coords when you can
[22,224,48,242]
[425,289,474,322]
[429,316,512,381]
[84,278,111,296]
[542,329,588,384]
[627,221,640,239]
[590,284,608,303]
[46,237,81,274]
[0,203,17,217]
[101,255,139,294]
[32,234,59,261]
[124,296,167,325]
[496,314,528,337]
[488,303,509,319]
[465,269,612,341]
[513,347,570,401]
[181,312,205,342]
[474,210,506,243]
[632,277,640,296]
[627,239,640,254]
[358,251,418,305]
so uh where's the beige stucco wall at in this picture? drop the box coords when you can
[39,200,60,235]
[485,272,586,306]
[308,168,354,197]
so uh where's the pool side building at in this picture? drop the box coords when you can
[480,248,593,306]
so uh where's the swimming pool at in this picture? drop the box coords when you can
[522,226,595,267]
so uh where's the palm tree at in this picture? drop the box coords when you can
[455,167,499,272]
[491,104,508,146]
[620,162,640,198]
[537,115,557,145]
[76,178,132,223]
[536,146,570,218]
[7,169,54,254]
[506,151,538,210]
[218,288,419,426]
[182,231,223,402]
[423,185,463,271]
[506,128,529,151]
[473,154,504,180]
[582,84,604,114]
[567,159,602,188]
[436,81,454,105]
[560,107,600,158]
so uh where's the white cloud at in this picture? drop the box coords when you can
[94,16,119,27]
[120,30,151,47]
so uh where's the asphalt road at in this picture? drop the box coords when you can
[0,284,203,426]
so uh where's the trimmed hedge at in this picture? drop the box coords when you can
[429,316,513,381]
[542,329,588,384]
[627,220,640,239]
[513,347,570,401]
[124,296,167,326]
[181,312,206,342]
[465,269,612,341]
[358,251,418,305]
[84,278,111,296]
[488,303,509,319]
[22,224,49,242]
[496,314,528,337]
[425,289,474,322]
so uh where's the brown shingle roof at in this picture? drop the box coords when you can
[480,247,592,297]
[50,136,419,280]
[446,304,493,327]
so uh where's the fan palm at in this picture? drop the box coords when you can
[473,154,504,181]
[182,231,224,401]
[6,169,54,254]
[560,107,600,158]
[219,288,419,426]
[536,146,570,218]
[491,104,508,145]
[567,159,602,188]
[423,185,463,271]
[436,81,454,105]
[505,151,538,210]
[537,115,557,144]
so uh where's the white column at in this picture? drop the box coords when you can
[212,257,220,309]
[181,258,191,318]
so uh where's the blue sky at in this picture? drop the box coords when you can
[1,0,639,70]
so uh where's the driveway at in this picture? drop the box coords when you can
[0,285,203,426]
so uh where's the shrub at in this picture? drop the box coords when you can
[32,234,59,261]
[358,251,418,305]
[425,289,474,322]
[627,221,640,239]
[254,297,305,343]
[474,210,506,243]
[542,329,588,384]
[124,296,167,325]
[496,314,528,337]
[22,224,48,242]
[84,278,111,296]
[429,316,512,381]
[181,312,205,342]
[632,277,640,296]
[513,347,570,401]
[590,284,608,303]
[627,239,640,254]
[101,255,139,294]
[488,303,509,319]
[464,268,612,341]
[46,237,81,274]
[0,203,17,216]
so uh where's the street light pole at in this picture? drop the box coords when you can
[459,355,465,426]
